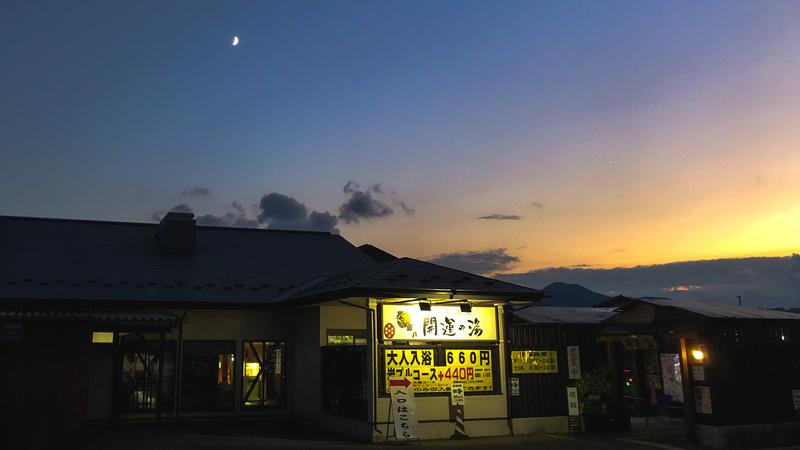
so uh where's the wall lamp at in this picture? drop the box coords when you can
[418,299,432,311]
[460,301,472,313]
[691,348,705,362]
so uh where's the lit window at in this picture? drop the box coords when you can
[327,335,355,345]
[92,331,114,344]
[242,341,286,408]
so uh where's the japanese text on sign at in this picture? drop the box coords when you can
[567,386,580,416]
[511,350,558,374]
[384,348,494,393]
[389,378,418,440]
[381,304,497,341]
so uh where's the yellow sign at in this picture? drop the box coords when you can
[384,348,494,393]
[511,350,558,374]
[381,304,497,341]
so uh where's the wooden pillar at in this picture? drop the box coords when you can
[679,337,698,443]
[606,340,629,432]
[155,330,165,437]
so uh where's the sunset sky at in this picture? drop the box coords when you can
[2,1,800,282]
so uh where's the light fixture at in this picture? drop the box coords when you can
[418,299,432,311]
[691,348,705,362]
[460,301,472,313]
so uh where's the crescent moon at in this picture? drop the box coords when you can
[232,35,239,46]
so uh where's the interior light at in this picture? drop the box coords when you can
[418,299,432,311]
[460,301,472,313]
[92,331,114,344]
[691,349,705,362]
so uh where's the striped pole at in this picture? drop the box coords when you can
[452,404,468,439]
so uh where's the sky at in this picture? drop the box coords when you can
[2,1,800,305]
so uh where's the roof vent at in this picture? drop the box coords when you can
[157,212,196,255]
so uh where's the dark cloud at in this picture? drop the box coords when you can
[428,248,520,275]
[181,187,211,197]
[393,199,415,215]
[170,204,193,213]
[497,255,800,308]
[151,204,194,221]
[338,181,395,224]
[477,214,522,221]
[257,193,309,223]
[532,202,544,209]
[257,192,338,233]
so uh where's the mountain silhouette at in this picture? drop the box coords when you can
[538,282,609,307]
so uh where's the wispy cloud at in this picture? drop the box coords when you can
[428,248,519,275]
[477,214,522,221]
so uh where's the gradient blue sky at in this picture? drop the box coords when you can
[2,1,800,280]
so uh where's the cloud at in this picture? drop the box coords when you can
[257,192,338,233]
[151,204,194,221]
[428,248,520,275]
[181,187,211,197]
[532,202,544,209]
[170,204,193,213]
[477,214,522,221]
[257,193,308,223]
[338,181,395,224]
[497,255,800,308]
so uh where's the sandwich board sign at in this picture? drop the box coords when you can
[389,377,418,440]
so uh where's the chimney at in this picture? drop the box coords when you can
[157,212,196,254]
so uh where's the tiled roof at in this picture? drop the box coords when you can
[514,306,618,324]
[0,215,375,305]
[0,307,178,324]
[636,297,800,320]
[273,257,544,303]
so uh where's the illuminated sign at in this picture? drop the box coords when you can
[384,348,494,393]
[381,304,497,341]
[511,350,558,374]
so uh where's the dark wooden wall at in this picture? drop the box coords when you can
[700,320,800,427]
[506,322,607,418]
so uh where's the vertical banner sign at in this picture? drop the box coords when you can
[274,349,282,375]
[567,386,580,416]
[510,377,520,396]
[643,351,661,389]
[567,346,581,379]
[450,382,465,405]
[694,386,713,414]
[792,390,800,411]
[450,381,468,438]
[389,377,418,440]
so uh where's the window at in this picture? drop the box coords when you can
[242,341,286,408]
[326,329,367,346]
[181,341,235,411]
[118,336,176,412]
[92,331,114,344]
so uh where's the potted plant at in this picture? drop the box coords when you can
[576,366,614,433]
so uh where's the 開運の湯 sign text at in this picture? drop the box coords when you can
[381,304,497,341]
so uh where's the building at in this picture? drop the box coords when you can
[505,306,619,434]
[599,296,800,448]
[0,213,543,448]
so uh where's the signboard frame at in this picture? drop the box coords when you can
[379,304,499,342]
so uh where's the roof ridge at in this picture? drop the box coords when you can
[405,257,542,293]
[0,214,333,236]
